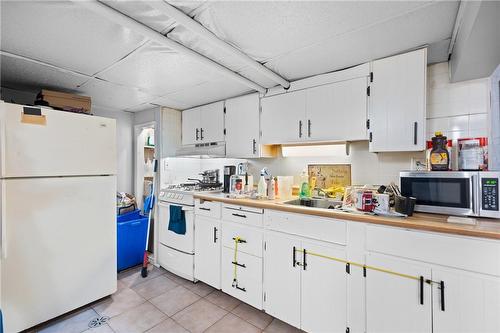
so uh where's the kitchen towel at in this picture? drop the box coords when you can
[168,205,186,235]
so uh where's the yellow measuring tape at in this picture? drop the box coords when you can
[295,248,420,281]
[232,236,241,287]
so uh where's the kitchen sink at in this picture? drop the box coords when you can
[283,198,342,210]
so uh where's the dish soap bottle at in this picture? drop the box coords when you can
[257,171,268,198]
[299,170,310,199]
[430,131,450,171]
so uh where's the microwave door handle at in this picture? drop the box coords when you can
[470,175,477,215]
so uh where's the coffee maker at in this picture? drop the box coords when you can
[223,165,236,193]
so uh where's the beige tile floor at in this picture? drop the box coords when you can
[30,266,304,333]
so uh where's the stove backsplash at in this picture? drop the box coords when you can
[160,157,247,187]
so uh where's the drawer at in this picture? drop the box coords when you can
[195,199,221,219]
[366,225,500,276]
[222,204,263,227]
[264,210,346,245]
[221,247,263,309]
[222,221,264,258]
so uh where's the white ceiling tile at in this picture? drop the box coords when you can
[150,96,191,111]
[0,54,88,93]
[76,79,156,110]
[0,1,147,75]
[161,80,251,109]
[263,1,459,80]
[98,42,227,95]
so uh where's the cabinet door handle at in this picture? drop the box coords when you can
[419,276,424,305]
[292,246,296,267]
[302,248,307,270]
[196,128,199,141]
[413,122,418,145]
[199,207,211,211]
[231,261,246,268]
[200,127,204,141]
[440,280,445,311]
[232,213,247,219]
[213,227,218,243]
[252,139,257,155]
[308,119,311,138]
[235,285,246,292]
[299,120,303,138]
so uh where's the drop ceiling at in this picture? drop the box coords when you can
[0,1,459,112]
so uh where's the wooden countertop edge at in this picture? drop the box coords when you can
[193,194,500,240]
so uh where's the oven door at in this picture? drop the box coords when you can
[158,201,195,254]
[400,171,479,216]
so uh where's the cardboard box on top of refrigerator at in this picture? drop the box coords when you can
[37,89,91,114]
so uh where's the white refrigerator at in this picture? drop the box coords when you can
[0,102,117,333]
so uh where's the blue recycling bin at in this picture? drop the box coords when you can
[117,209,148,271]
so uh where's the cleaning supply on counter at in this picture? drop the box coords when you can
[258,171,268,198]
[269,177,276,200]
[430,132,450,171]
[299,170,310,199]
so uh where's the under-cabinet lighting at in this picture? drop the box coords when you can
[281,143,348,157]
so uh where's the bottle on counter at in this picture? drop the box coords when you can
[299,170,310,199]
[269,178,276,200]
[430,132,450,171]
[257,172,267,198]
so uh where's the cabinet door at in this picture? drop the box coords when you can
[200,101,225,143]
[306,77,368,141]
[365,253,432,333]
[261,90,306,144]
[369,48,426,152]
[301,241,347,333]
[263,231,301,328]
[225,94,261,158]
[433,268,500,333]
[182,107,200,145]
[194,216,221,289]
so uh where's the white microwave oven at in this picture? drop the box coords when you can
[400,171,500,218]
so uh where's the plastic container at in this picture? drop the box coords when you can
[117,209,148,271]
[277,176,293,199]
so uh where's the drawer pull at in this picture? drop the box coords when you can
[303,248,307,270]
[199,207,211,211]
[232,213,247,218]
[232,237,247,243]
[231,261,246,268]
[213,227,218,243]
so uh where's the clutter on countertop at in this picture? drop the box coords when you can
[116,192,137,215]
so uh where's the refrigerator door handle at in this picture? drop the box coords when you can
[1,181,6,259]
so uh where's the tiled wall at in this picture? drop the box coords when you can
[426,62,490,140]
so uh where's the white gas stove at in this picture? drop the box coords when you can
[159,183,222,206]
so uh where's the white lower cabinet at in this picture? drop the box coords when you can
[263,231,348,332]
[263,232,301,328]
[301,240,347,333]
[432,268,500,333]
[194,215,221,289]
[365,253,432,333]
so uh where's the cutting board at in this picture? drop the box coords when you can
[308,164,351,188]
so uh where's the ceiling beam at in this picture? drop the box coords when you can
[73,0,267,94]
[149,0,290,89]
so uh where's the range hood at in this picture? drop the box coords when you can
[175,141,226,158]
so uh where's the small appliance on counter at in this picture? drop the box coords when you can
[400,171,500,218]
[223,165,236,193]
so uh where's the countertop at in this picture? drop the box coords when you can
[194,193,500,240]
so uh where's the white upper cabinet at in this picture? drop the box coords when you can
[201,101,225,143]
[306,77,368,141]
[181,106,201,145]
[261,90,307,144]
[369,48,427,152]
[225,93,261,158]
[181,101,224,145]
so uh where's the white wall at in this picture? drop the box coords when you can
[248,62,491,186]
[93,107,134,194]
